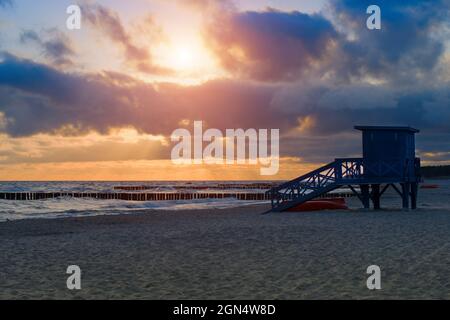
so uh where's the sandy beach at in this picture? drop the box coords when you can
[1,204,450,300]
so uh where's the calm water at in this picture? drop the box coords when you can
[0,180,448,221]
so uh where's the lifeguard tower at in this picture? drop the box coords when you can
[268,126,421,212]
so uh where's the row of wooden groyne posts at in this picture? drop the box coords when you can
[0,191,355,201]
[113,183,279,191]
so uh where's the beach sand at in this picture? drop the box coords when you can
[1,205,450,300]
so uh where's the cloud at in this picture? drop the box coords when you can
[20,29,75,66]
[0,53,285,137]
[201,6,338,81]
[178,0,236,12]
[272,81,450,136]
[0,129,169,165]
[81,3,173,75]
[194,0,450,84]
[1,53,450,163]
[328,0,450,83]
[0,53,151,136]
[3,0,450,162]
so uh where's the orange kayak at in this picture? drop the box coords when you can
[420,184,439,189]
[287,198,349,212]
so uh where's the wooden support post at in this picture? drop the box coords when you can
[360,184,370,209]
[401,183,410,210]
[371,184,381,210]
[410,183,418,210]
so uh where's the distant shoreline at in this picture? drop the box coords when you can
[422,176,450,180]
[421,165,450,179]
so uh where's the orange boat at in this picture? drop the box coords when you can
[287,198,349,212]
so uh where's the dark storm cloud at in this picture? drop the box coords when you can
[328,0,450,83]
[272,83,450,136]
[280,133,362,163]
[0,54,285,137]
[0,54,165,136]
[267,79,450,162]
[20,30,75,66]
[203,7,338,81]
[198,0,449,84]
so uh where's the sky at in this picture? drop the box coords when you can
[0,0,449,180]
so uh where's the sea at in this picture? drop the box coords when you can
[0,180,448,221]
[0,181,272,221]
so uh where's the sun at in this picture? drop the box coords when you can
[176,47,194,69]
[152,36,224,84]
[169,46,198,71]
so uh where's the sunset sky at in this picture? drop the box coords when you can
[0,0,449,180]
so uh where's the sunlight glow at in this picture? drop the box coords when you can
[175,47,194,69]
[167,44,202,72]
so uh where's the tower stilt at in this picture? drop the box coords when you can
[361,184,370,209]
[402,183,410,210]
[372,184,381,210]
[411,183,418,210]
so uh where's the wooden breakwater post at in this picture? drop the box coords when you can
[0,191,355,202]
[113,182,281,191]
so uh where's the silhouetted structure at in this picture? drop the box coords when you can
[269,126,421,212]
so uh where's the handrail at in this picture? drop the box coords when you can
[269,161,337,192]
